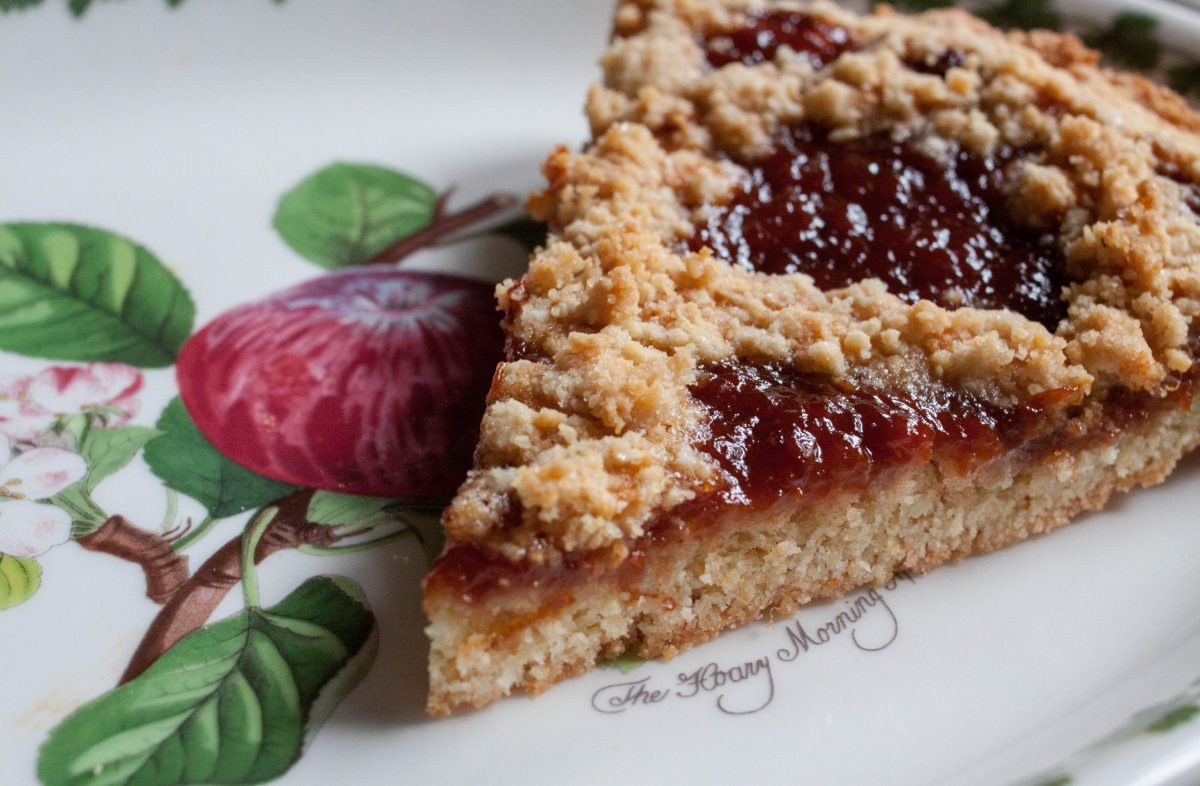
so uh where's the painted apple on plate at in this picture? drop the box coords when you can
[176,268,503,498]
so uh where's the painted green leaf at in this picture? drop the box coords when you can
[1026,776,1072,786]
[4,0,216,13]
[0,553,41,610]
[400,504,445,563]
[79,425,162,494]
[0,223,195,367]
[1147,704,1200,733]
[979,0,1061,31]
[0,0,212,14]
[1168,63,1200,98]
[0,0,46,11]
[144,398,296,518]
[892,0,955,11]
[306,491,398,532]
[273,163,438,268]
[489,214,547,253]
[598,648,646,675]
[38,575,378,786]
[306,492,445,561]
[51,484,109,539]
[1083,12,1161,71]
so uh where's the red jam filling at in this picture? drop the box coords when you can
[704,11,853,69]
[906,48,966,76]
[1157,162,1200,216]
[427,26,1198,607]
[427,367,1077,604]
[427,357,1200,606]
[430,338,1200,605]
[687,362,1046,509]
[691,128,1069,329]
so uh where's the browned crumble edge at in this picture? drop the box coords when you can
[423,0,1200,715]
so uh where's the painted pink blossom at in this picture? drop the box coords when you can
[0,363,142,443]
[0,434,87,558]
[28,363,142,420]
[0,377,56,442]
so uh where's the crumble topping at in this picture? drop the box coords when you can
[442,0,1200,566]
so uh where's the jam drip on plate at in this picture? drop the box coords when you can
[691,128,1069,329]
[704,11,853,69]
[688,363,1056,510]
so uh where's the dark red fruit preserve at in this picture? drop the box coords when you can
[1157,162,1200,216]
[907,48,966,76]
[689,362,1048,508]
[704,11,853,68]
[692,128,1069,329]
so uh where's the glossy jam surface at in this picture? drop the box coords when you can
[689,363,1045,509]
[427,366,1075,604]
[704,11,853,68]
[427,540,565,605]
[500,279,544,362]
[1181,181,1200,217]
[692,129,1069,328]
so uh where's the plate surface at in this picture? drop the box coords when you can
[2,2,1200,785]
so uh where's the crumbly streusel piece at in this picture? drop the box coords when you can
[425,0,1200,715]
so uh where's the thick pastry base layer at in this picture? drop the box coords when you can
[425,400,1200,715]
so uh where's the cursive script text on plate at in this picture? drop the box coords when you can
[776,572,912,662]
[589,572,914,716]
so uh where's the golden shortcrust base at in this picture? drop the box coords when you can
[426,400,1200,715]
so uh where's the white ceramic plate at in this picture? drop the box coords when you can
[2,2,1199,785]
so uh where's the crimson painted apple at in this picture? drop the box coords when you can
[176,268,502,497]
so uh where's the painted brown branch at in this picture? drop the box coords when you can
[77,516,190,605]
[431,187,456,221]
[119,489,336,684]
[367,191,518,266]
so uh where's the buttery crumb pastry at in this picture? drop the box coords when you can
[424,0,1200,715]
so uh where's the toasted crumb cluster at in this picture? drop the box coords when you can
[443,0,1200,564]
